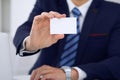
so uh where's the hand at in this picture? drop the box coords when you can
[30,65,66,80]
[30,65,79,80]
[25,11,66,51]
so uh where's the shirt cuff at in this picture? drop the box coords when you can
[19,36,39,56]
[73,67,87,80]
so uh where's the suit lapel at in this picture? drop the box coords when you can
[57,0,70,17]
[75,0,104,65]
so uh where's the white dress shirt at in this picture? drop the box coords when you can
[20,0,93,80]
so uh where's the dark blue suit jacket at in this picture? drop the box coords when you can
[13,0,120,79]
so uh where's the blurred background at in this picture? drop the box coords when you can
[0,0,39,76]
[0,0,120,77]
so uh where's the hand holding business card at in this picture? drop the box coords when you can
[50,18,77,34]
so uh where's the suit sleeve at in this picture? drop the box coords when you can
[13,0,44,55]
[78,14,120,80]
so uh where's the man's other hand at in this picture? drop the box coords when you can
[30,65,66,80]
[30,65,79,80]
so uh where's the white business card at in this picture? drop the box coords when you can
[50,18,77,34]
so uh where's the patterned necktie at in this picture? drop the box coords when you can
[59,7,81,67]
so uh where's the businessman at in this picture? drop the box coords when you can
[13,0,120,80]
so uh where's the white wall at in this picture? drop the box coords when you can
[1,0,11,32]
[0,0,2,31]
[10,0,40,76]
[10,0,36,37]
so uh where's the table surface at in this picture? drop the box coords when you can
[13,75,30,80]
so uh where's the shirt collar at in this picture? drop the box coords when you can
[66,0,93,17]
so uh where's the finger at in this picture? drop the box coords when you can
[40,69,53,75]
[53,34,64,41]
[41,76,47,80]
[40,65,51,70]
[33,15,41,26]
[62,14,66,17]
[34,71,41,80]
[32,15,49,30]
[30,69,37,80]
[40,67,53,76]
[55,34,65,39]
[42,73,54,80]
[39,69,54,80]
[33,12,52,27]
[41,12,54,19]
[34,66,53,80]
[34,65,51,76]
[49,11,66,18]
[51,34,64,44]
[32,13,51,31]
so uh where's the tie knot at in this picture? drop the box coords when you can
[72,7,81,17]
